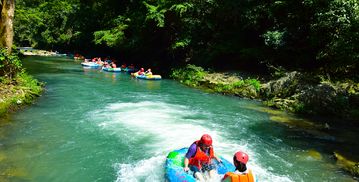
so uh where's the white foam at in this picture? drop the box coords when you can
[94,101,223,153]
[91,100,294,182]
[114,156,164,182]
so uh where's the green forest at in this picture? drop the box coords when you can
[1,0,358,117]
[11,0,358,76]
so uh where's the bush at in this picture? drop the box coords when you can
[0,48,23,80]
[170,64,207,86]
[245,79,261,92]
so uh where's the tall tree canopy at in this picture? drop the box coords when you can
[13,0,359,78]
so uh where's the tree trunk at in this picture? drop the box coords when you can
[0,0,15,53]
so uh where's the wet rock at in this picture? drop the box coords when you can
[334,152,359,176]
[307,149,323,160]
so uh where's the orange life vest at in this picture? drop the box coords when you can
[222,170,254,182]
[188,140,214,169]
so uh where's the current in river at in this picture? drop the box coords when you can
[0,56,357,182]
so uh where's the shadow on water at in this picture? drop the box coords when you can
[245,105,359,177]
[22,56,85,75]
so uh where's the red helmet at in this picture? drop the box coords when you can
[140,68,144,71]
[200,134,212,146]
[234,151,249,165]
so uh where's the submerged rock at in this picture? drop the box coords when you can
[307,149,323,160]
[334,152,359,177]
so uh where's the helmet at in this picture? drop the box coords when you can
[200,134,212,146]
[234,151,249,165]
[140,68,144,71]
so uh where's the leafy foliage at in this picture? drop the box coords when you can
[14,0,80,48]
[312,0,359,75]
[143,2,166,27]
[93,16,129,47]
[171,64,207,86]
[0,48,23,80]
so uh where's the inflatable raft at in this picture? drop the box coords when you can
[132,72,162,80]
[137,74,162,80]
[81,62,101,68]
[102,67,122,72]
[165,148,235,182]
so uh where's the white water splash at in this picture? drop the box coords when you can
[91,100,294,182]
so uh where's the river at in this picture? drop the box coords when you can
[0,56,357,181]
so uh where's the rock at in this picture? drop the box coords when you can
[334,152,359,176]
[299,83,349,115]
[261,71,302,98]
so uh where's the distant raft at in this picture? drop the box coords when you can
[81,62,101,68]
[102,67,122,72]
[133,72,162,80]
[165,148,235,182]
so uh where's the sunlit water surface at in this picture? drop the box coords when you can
[0,56,357,182]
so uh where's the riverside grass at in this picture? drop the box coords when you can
[0,72,43,117]
[0,48,44,117]
[171,64,261,98]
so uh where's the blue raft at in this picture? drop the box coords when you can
[165,148,235,182]
[81,62,101,68]
[102,67,122,72]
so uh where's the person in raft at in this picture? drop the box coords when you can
[145,68,152,76]
[222,151,257,182]
[183,134,222,181]
[136,68,145,75]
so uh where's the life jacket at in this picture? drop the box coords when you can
[222,170,254,182]
[188,140,214,169]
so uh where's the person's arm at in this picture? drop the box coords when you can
[184,143,197,171]
[211,148,222,163]
[214,154,222,163]
[184,157,190,172]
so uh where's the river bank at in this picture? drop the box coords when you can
[0,73,43,117]
[171,64,359,177]
[171,64,359,120]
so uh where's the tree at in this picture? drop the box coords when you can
[0,0,15,53]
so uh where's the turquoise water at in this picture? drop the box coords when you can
[0,56,357,181]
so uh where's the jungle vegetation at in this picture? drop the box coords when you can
[0,0,42,116]
[11,0,359,79]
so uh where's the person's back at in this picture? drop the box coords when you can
[222,151,256,182]
[222,169,254,182]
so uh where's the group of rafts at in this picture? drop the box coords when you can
[80,60,162,80]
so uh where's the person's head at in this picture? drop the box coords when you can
[147,68,151,72]
[233,151,249,172]
[199,134,212,150]
[140,68,144,71]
